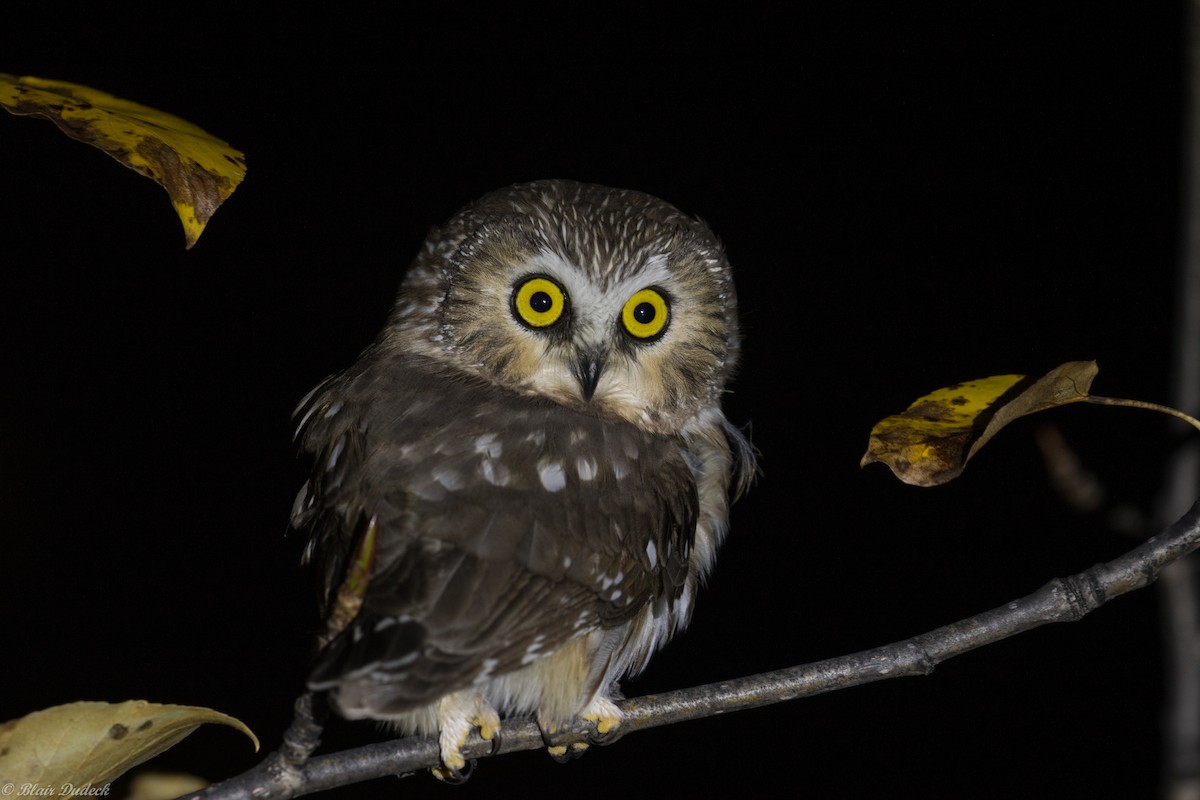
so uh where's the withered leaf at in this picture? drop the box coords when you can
[0,700,258,789]
[860,361,1098,486]
[320,513,379,647]
[0,74,245,248]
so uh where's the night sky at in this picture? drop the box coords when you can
[1,4,1190,797]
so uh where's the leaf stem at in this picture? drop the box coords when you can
[1085,395,1200,432]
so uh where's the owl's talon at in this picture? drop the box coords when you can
[586,726,618,746]
[431,758,476,784]
[431,690,501,779]
[471,706,502,757]
[538,718,573,763]
[584,715,620,745]
[546,743,572,764]
[582,696,623,745]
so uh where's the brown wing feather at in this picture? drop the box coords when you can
[294,348,698,710]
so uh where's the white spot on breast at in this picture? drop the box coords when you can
[474,433,503,458]
[327,437,345,470]
[646,540,658,569]
[538,458,567,492]
[434,467,463,490]
[576,456,597,481]
[480,459,510,487]
[526,430,546,447]
[475,658,499,683]
[521,638,546,666]
[611,457,629,480]
[611,590,622,601]
[412,482,446,501]
[562,555,573,569]
[624,441,639,460]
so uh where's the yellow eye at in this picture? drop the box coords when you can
[512,276,567,329]
[621,287,670,340]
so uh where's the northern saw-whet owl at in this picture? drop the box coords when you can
[292,179,754,777]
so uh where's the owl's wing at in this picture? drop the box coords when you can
[293,351,698,710]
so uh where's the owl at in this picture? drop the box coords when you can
[292,179,754,779]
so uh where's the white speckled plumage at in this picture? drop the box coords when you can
[293,180,754,775]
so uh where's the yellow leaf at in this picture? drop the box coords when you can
[0,701,259,791]
[860,361,1098,486]
[321,513,379,647]
[0,74,246,248]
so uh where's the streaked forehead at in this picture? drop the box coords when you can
[470,182,715,290]
[525,249,674,290]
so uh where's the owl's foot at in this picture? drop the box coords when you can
[537,717,587,763]
[431,759,475,785]
[581,695,622,745]
[538,695,623,763]
[432,691,502,782]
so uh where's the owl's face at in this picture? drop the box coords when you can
[386,181,740,433]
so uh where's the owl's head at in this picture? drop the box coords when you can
[385,180,741,433]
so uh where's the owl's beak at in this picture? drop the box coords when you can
[575,351,606,401]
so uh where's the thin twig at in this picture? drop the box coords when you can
[1035,424,1106,513]
[1085,395,1200,432]
[184,498,1200,800]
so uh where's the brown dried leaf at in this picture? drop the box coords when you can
[860,361,1098,486]
[0,701,258,789]
[0,74,245,248]
[320,513,379,647]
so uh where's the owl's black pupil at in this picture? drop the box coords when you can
[633,302,656,324]
[530,291,554,313]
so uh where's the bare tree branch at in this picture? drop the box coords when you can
[185,497,1200,800]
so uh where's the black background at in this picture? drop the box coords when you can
[1,4,1189,797]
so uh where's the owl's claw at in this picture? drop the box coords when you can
[433,690,502,780]
[431,729,499,779]
[582,695,622,746]
[550,742,591,762]
[537,717,574,763]
[586,726,618,746]
[432,758,476,784]
[537,695,623,763]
